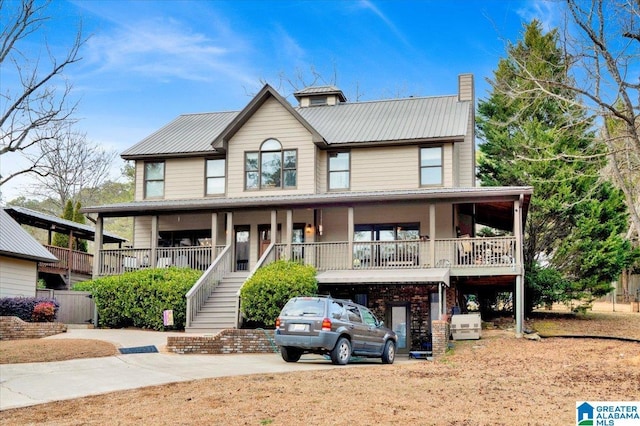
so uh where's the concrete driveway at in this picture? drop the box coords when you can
[0,328,407,411]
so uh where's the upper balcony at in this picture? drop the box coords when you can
[39,245,94,277]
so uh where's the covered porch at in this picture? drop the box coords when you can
[84,187,531,334]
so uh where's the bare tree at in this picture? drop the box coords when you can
[28,124,117,211]
[0,0,84,187]
[508,0,639,240]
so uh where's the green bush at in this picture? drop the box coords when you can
[73,268,202,330]
[240,260,317,326]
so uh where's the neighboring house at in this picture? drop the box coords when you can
[0,209,58,298]
[3,206,127,289]
[84,74,533,348]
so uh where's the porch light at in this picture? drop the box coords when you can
[305,223,313,234]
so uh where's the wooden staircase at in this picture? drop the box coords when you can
[185,271,249,333]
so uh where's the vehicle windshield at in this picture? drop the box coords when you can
[281,298,324,316]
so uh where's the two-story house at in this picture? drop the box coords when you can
[85,74,532,351]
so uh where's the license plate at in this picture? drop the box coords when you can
[289,323,308,332]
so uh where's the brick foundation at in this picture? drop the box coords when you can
[431,320,450,357]
[167,329,277,354]
[0,316,67,340]
[321,283,456,356]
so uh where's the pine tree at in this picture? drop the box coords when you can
[73,201,88,252]
[477,20,635,311]
[52,200,74,248]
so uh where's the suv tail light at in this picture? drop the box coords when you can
[275,318,281,330]
[321,318,332,331]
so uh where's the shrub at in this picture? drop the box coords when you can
[240,260,317,326]
[0,297,59,322]
[32,301,56,322]
[73,267,202,330]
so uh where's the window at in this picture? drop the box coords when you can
[346,304,362,323]
[245,139,297,190]
[361,309,378,326]
[328,151,350,190]
[206,158,225,195]
[310,96,327,106]
[420,146,443,186]
[144,161,165,198]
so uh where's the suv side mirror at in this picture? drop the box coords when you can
[378,320,385,327]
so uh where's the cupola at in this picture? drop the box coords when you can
[293,85,347,107]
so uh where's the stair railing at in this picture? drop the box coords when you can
[235,242,277,328]
[186,245,232,328]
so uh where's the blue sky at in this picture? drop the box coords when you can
[0,0,563,202]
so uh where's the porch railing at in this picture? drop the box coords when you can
[274,236,516,271]
[97,245,226,276]
[40,245,93,276]
[186,245,232,328]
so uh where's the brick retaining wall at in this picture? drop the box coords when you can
[0,316,67,340]
[167,329,277,354]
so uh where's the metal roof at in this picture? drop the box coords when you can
[83,186,532,218]
[120,90,470,158]
[0,209,58,262]
[121,111,237,159]
[4,206,127,244]
[297,95,468,145]
[318,268,450,286]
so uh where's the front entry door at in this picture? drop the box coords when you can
[388,303,409,353]
[235,226,250,271]
[258,225,276,259]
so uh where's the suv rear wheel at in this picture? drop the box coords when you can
[330,337,351,365]
[381,340,396,364]
[280,346,303,363]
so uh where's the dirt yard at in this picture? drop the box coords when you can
[1,311,639,425]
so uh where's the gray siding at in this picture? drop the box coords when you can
[0,256,37,298]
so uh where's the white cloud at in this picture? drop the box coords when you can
[83,16,255,85]
[358,0,410,47]
[515,0,563,32]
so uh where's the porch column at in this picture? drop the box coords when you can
[92,216,103,278]
[271,210,277,245]
[429,203,436,267]
[226,212,233,246]
[348,207,354,269]
[286,210,293,259]
[150,215,158,267]
[514,198,524,337]
[211,212,218,261]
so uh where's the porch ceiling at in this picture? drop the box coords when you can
[475,197,531,231]
[317,268,450,286]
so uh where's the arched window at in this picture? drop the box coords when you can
[245,139,297,190]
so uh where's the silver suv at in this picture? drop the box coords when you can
[274,296,397,365]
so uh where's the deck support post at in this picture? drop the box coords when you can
[514,198,524,337]
[92,216,103,278]
[67,230,73,287]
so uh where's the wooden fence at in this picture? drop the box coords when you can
[36,289,96,325]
